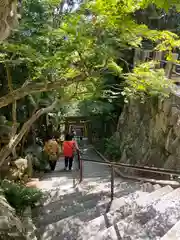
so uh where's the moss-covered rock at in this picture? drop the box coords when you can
[0,189,26,239]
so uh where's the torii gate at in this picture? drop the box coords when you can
[64,116,92,142]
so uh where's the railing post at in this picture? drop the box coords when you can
[111,165,114,202]
[79,152,83,183]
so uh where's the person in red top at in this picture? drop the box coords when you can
[63,133,79,171]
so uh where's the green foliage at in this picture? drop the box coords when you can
[122,61,173,102]
[38,152,49,170]
[93,138,107,154]
[104,135,121,161]
[0,180,43,213]
[107,60,123,77]
[1,0,180,163]
[77,99,115,116]
[0,0,180,106]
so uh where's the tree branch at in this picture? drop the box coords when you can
[0,73,85,109]
[104,84,123,91]
[20,95,39,155]
[0,80,90,165]
[5,62,18,142]
[119,57,130,73]
[0,99,58,167]
[77,51,89,76]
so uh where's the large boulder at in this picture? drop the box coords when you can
[8,157,33,181]
[0,189,26,239]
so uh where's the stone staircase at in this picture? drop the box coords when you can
[34,149,180,240]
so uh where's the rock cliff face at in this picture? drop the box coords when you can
[0,189,37,239]
[0,189,26,239]
[117,94,180,170]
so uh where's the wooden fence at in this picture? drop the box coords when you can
[133,49,180,83]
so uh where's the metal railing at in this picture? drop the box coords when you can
[79,157,180,202]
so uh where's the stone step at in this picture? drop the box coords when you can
[36,181,143,217]
[41,186,79,205]
[142,188,180,239]
[38,187,138,238]
[153,184,161,190]
[37,181,158,239]
[37,191,106,216]
[36,196,109,227]
[79,179,140,194]
[41,180,133,205]
[41,183,111,206]
[40,173,117,194]
[161,219,180,240]
[89,226,118,240]
[38,178,75,192]
[37,180,154,227]
[40,178,147,208]
[77,191,148,240]
[79,186,165,239]
[38,187,147,240]
[107,185,167,226]
[154,187,180,212]
[40,174,157,206]
[136,185,173,207]
[140,182,160,192]
[115,188,180,239]
[39,201,110,240]
[36,145,164,240]
[118,221,150,240]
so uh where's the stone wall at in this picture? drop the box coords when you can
[117,94,180,170]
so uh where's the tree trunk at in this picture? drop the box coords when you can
[21,95,38,155]
[5,62,18,158]
[0,74,85,109]
[0,100,58,167]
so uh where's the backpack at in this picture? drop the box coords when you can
[44,139,59,160]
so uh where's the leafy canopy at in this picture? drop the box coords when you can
[0,0,180,106]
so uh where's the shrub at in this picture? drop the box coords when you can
[105,135,121,161]
[0,180,43,214]
[122,61,173,103]
[94,138,107,154]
